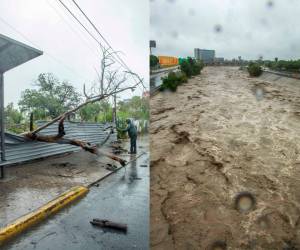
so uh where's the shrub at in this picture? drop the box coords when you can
[150,55,159,68]
[192,61,203,75]
[180,58,204,77]
[247,63,262,77]
[180,60,193,78]
[160,72,187,92]
[264,59,300,72]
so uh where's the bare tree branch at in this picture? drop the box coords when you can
[25,119,126,166]
[21,46,144,166]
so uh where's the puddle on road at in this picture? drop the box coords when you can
[0,187,65,227]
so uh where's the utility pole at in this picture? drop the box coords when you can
[30,112,34,131]
[113,94,117,124]
[0,73,5,178]
[150,40,156,55]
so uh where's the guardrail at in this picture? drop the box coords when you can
[150,85,161,96]
[150,65,180,77]
[263,69,300,79]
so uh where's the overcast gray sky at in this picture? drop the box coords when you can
[0,0,149,106]
[150,0,300,60]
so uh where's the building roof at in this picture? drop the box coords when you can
[0,33,43,73]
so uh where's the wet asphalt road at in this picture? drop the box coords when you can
[3,150,149,250]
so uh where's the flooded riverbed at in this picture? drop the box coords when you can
[150,66,300,250]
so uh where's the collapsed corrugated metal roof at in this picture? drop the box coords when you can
[0,121,116,166]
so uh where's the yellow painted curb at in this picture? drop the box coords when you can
[0,186,88,245]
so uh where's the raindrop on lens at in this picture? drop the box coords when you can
[214,24,223,33]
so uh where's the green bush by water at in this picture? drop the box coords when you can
[180,57,204,78]
[160,72,188,92]
[247,63,262,77]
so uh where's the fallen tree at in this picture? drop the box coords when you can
[22,48,144,166]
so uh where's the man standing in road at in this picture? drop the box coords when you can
[118,119,137,154]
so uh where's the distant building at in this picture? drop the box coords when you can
[194,48,215,64]
[214,57,224,64]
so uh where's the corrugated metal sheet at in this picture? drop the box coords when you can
[0,121,116,166]
[0,33,43,73]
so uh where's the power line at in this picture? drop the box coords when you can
[45,0,100,61]
[0,16,90,82]
[70,0,127,67]
[69,0,146,90]
[57,0,105,51]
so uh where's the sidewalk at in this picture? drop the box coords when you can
[0,137,142,228]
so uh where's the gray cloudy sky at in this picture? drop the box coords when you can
[150,0,300,60]
[0,0,149,106]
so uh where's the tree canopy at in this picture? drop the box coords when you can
[150,55,159,68]
[18,73,81,119]
[118,96,149,120]
[79,100,112,122]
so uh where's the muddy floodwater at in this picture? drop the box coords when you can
[150,67,300,249]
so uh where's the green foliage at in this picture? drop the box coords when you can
[180,60,193,78]
[79,100,113,122]
[79,103,101,122]
[97,107,113,123]
[116,118,128,139]
[5,103,26,133]
[7,72,149,136]
[150,55,159,68]
[192,60,204,75]
[116,96,149,137]
[117,96,149,120]
[18,73,81,119]
[180,57,203,78]
[160,72,188,92]
[248,63,262,77]
[266,59,300,72]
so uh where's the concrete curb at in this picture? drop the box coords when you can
[0,186,88,245]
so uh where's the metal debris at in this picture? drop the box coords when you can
[90,219,127,232]
[0,121,116,167]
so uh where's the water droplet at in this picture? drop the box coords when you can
[266,0,274,8]
[214,24,223,33]
[234,191,256,212]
